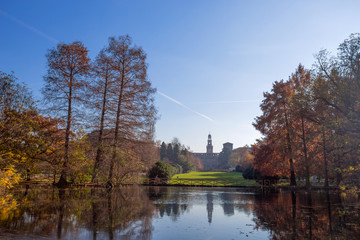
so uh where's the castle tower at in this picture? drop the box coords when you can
[206,133,213,154]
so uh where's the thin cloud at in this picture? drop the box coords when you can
[157,91,214,122]
[0,9,59,44]
[206,100,260,104]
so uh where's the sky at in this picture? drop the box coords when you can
[1,0,360,152]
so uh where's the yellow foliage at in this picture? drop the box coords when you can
[0,165,21,195]
[0,166,20,218]
[0,194,18,220]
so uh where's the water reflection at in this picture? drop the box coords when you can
[252,190,360,240]
[0,186,155,239]
[207,192,213,223]
[0,186,359,239]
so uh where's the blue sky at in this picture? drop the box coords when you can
[1,0,360,152]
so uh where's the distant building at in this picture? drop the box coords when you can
[222,142,233,151]
[206,134,213,154]
[193,134,219,170]
[193,134,250,170]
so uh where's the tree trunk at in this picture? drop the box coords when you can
[57,189,65,239]
[91,189,100,240]
[291,190,297,239]
[26,168,31,181]
[92,70,109,183]
[306,191,313,239]
[107,189,114,240]
[322,129,329,188]
[53,170,56,185]
[57,75,73,187]
[107,64,125,187]
[285,111,296,186]
[301,116,311,190]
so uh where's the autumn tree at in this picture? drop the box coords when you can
[312,72,339,187]
[0,71,35,116]
[104,35,157,187]
[89,49,114,183]
[42,41,91,187]
[251,139,288,177]
[290,65,316,189]
[229,147,253,171]
[313,33,360,188]
[253,80,297,185]
[1,71,34,151]
[1,109,63,180]
[1,72,35,176]
[1,72,63,181]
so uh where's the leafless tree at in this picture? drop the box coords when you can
[89,49,114,183]
[104,35,157,187]
[42,41,90,187]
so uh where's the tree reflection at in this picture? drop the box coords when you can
[220,192,235,216]
[150,186,190,222]
[0,186,155,239]
[1,186,359,239]
[252,190,360,240]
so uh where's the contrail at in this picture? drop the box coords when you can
[157,91,214,122]
[0,9,59,44]
[206,100,260,104]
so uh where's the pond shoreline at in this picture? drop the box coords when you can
[18,181,340,192]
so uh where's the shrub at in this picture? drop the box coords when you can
[242,167,261,179]
[173,164,183,174]
[235,165,243,172]
[148,161,176,180]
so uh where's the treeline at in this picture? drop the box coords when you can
[0,35,158,187]
[252,33,360,190]
[149,139,203,179]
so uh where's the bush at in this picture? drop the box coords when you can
[148,161,176,180]
[235,165,243,172]
[242,167,261,179]
[242,166,280,186]
[173,164,183,174]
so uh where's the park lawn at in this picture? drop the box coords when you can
[169,171,259,187]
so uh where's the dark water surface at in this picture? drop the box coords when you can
[1,186,359,240]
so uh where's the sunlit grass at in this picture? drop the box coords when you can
[169,171,259,186]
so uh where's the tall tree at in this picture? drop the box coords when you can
[105,35,156,187]
[253,80,297,186]
[166,144,173,162]
[43,41,91,187]
[160,142,167,161]
[172,143,180,163]
[290,65,314,189]
[313,34,360,187]
[90,49,114,183]
[0,71,35,116]
[312,73,338,187]
[251,139,288,177]
[1,72,63,181]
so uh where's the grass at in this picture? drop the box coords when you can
[169,171,259,187]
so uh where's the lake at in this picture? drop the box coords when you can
[0,185,359,239]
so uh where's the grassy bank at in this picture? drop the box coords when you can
[169,171,259,187]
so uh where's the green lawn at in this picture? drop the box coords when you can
[169,171,259,187]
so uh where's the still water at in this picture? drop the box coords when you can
[0,186,359,240]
